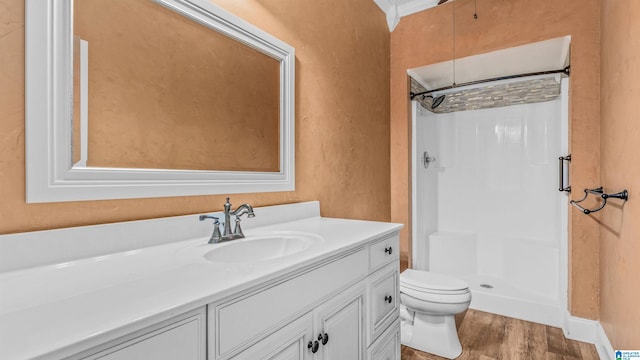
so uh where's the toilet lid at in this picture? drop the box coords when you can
[400,269,469,292]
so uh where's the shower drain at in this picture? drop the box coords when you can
[480,283,494,289]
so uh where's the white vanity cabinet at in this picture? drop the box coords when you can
[60,233,399,360]
[209,233,400,360]
[0,202,404,360]
[69,308,206,360]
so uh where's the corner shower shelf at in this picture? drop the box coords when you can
[570,187,629,214]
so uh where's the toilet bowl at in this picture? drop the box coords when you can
[400,269,471,359]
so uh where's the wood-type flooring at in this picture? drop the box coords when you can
[400,309,600,360]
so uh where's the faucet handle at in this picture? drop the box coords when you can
[199,215,219,224]
[233,216,244,237]
[199,215,223,244]
[210,222,223,244]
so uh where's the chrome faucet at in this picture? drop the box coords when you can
[223,197,255,238]
[199,197,255,244]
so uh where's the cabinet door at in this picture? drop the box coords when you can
[74,308,205,360]
[313,283,366,360]
[230,313,313,360]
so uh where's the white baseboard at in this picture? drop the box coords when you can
[595,322,614,360]
[563,312,614,360]
[563,313,597,343]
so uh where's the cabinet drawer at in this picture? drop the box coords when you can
[369,235,399,273]
[367,262,399,345]
[367,318,400,360]
[72,308,206,360]
[211,248,368,359]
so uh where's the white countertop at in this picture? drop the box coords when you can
[0,202,402,360]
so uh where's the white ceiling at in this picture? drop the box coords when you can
[373,0,442,31]
[407,36,571,92]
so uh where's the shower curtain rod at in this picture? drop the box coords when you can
[409,66,570,100]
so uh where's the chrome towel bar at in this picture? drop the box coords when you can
[558,155,571,192]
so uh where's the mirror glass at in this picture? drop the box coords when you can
[72,0,280,172]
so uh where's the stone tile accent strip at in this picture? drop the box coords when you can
[410,76,561,113]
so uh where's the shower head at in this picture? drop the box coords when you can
[417,93,446,110]
[431,94,446,109]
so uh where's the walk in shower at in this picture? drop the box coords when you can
[411,73,569,327]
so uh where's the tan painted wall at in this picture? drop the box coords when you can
[391,0,601,318]
[600,0,640,347]
[0,0,390,232]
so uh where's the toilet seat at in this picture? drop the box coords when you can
[401,281,470,295]
[401,269,469,292]
[400,270,471,303]
[401,286,471,305]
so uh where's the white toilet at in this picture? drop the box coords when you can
[399,269,472,359]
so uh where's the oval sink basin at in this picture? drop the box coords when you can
[203,233,322,263]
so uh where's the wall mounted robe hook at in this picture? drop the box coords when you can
[570,187,629,214]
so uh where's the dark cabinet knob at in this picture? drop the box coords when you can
[385,295,393,304]
[385,247,393,254]
[318,332,329,345]
[308,340,319,353]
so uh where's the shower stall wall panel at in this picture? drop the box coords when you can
[413,97,565,326]
[413,104,438,271]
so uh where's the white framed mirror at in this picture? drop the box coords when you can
[25,0,295,203]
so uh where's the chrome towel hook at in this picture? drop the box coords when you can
[570,187,629,215]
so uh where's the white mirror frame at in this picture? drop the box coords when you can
[25,0,295,203]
